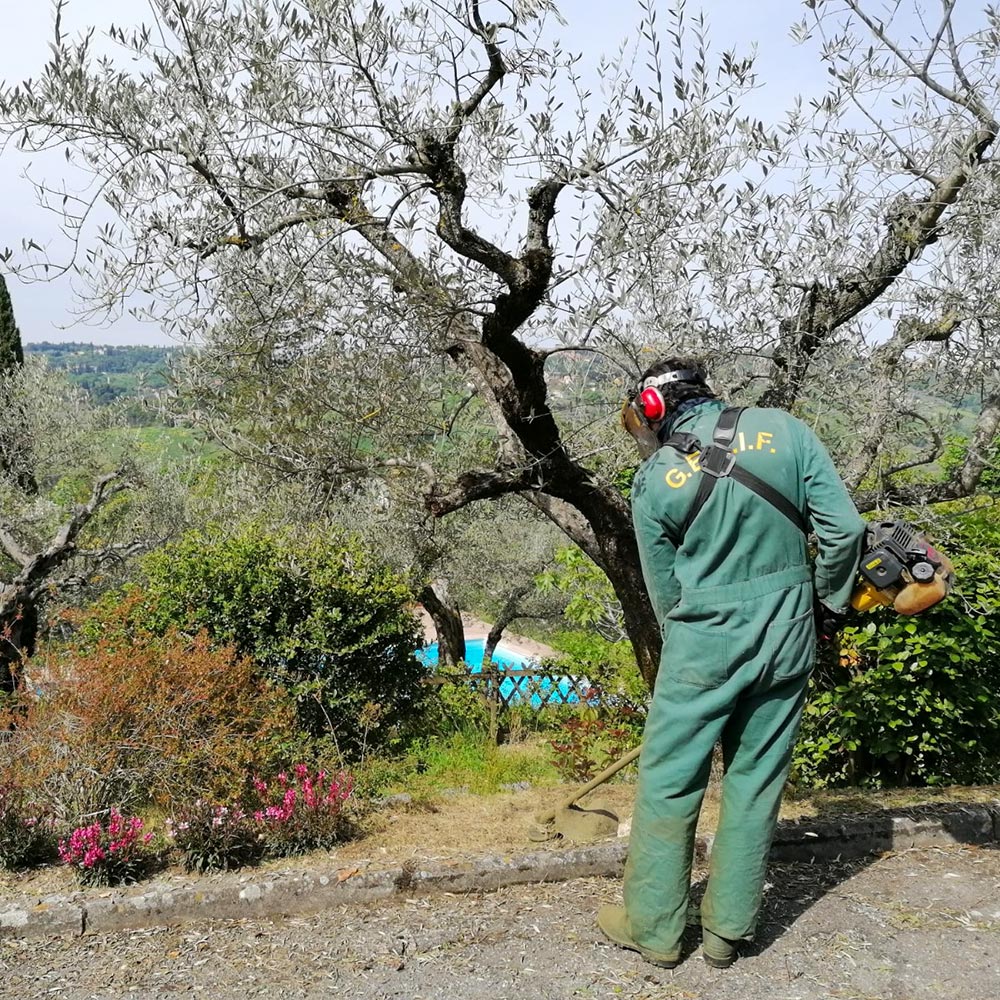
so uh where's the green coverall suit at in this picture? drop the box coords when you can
[623,399,866,961]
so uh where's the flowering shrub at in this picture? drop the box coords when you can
[0,783,56,869]
[252,765,354,857]
[58,809,154,886]
[166,800,264,873]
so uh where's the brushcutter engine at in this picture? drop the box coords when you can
[850,520,955,616]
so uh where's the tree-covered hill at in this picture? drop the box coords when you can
[25,342,177,405]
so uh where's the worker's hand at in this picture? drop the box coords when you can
[814,599,849,643]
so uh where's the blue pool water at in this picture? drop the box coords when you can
[417,638,586,708]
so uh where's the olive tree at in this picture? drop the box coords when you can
[2,1,999,686]
[0,362,187,693]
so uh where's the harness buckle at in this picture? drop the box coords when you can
[699,445,736,479]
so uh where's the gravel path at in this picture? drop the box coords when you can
[3,845,999,1000]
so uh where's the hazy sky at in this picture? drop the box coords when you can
[0,1,836,346]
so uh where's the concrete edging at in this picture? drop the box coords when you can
[3,802,998,939]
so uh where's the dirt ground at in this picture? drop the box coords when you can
[3,845,999,1000]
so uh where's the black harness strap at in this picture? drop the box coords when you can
[677,406,742,536]
[729,466,808,534]
[665,406,808,538]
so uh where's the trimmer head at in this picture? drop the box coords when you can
[529,804,620,843]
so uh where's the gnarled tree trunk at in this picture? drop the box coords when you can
[419,577,466,667]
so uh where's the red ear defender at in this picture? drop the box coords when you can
[639,386,667,422]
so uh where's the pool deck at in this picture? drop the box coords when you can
[414,607,557,663]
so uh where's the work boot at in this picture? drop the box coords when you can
[702,928,739,969]
[596,905,680,969]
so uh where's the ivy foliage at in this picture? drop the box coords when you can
[104,526,426,757]
[793,505,1000,787]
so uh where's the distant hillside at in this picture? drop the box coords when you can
[25,342,178,405]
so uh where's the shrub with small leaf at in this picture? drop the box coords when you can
[0,782,56,870]
[57,809,153,886]
[548,694,642,783]
[132,527,427,755]
[252,764,354,857]
[166,800,264,873]
[794,505,1000,788]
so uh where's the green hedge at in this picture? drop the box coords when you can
[793,505,1000,787]
[108,526,427,757]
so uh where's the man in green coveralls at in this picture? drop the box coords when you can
[599,357,866,969]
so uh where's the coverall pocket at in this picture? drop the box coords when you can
[663,621,731,689]
[762,609,816,682]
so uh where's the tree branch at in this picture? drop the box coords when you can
[522,493,599,562]
[922,0,957,77]
[844,0,992,121]
[854,390,1000,511]
[405,8,530,289]
[452,1,507,134]
[425,468,536,517]
[761,119,996,410]
[321,180,522,464]
[880,409,945,481]
[844,313,962,491]
[0,523,30,568]
[1,469,137,649]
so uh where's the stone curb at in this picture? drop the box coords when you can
[3,802,997,940]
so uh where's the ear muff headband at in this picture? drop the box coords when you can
[637,369,703,421]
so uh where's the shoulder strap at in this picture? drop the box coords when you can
[729,466,808,534]
[678,407,742,536]
[665,407,808,538]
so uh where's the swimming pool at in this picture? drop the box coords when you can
[417,638,587,708]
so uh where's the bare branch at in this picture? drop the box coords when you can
[450,0,507,136]
[194,206,344,258]
[847,91,941,183]
[1,468,139,684]
[444,390,477,437]
[844,0,992,121]
[945,14,983,110]
[844,312,962,492]
[321,180,523,463]
[880,410,945,481]
[49,470,129,552]
[922,1,957,76]
[522,493,599,562]
[184,151,249,245]
[171,0,251,243]
[74,539,152,564]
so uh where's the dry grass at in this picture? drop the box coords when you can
[783,782,1000,819]
[331,776,1000,868]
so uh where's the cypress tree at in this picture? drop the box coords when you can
[0,273,36,493]
[0,274,25,374]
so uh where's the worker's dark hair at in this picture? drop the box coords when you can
[638,356,715,414]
